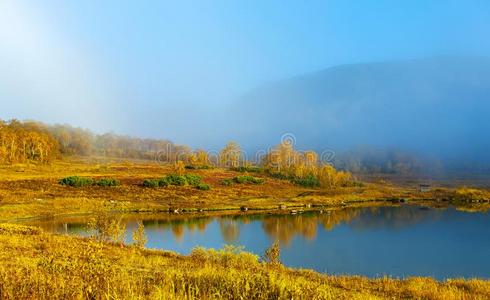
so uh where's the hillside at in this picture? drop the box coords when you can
[236,57,490,168]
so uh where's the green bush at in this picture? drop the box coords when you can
[233,175,264,184]
[166,174,188,186]
[158,177,170,187]
[196,183,211,191]
[291,175,320,188]
[143,174,203,188]
[268,172,289,180]
[185,165,212,170]
[94,178,120,187]
[221,179,234,186]
[143,179,160,188]
[59,176,93,187]
[183,174,202,186]
[231,166,263,173]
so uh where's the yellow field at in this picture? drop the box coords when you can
[1,158,490,299]
[2,157,487,222]
[0,223,489,300]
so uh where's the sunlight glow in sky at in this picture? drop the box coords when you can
[1,0,489,145]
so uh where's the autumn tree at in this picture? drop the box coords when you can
[174,160,186,175]
[318,164,354,188]
[219,142,241,168]
[0,119,59,164]
[263,141,317,179]
[196,149,210,166]
[262,138,354,189]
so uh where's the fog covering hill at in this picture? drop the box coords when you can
[234,57,490,173]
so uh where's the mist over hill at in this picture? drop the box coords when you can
[233,57,490,172]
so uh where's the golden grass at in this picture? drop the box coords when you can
[0,223,488,299]
[0,157,489,221]
[1,159,490,299]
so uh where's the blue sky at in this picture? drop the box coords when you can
[1,0,489,145]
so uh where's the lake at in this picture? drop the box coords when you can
[29,204,490,280]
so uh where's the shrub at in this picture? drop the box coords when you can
[183,174,202,186]
[231,166,263,173]
[291,174,320,188]
[263,241,281,265]
[196,183,211,191]
[454,188,490,202]
[158,177,170,187]
[59,176,93,187]
[190,245,259,268]
[143,174,203,188]
[60,176,121,187]
[143,179,160,188]
[174,160,186,175]
[221,179,234,186]
[95,178,120,187]
[87,213,126,243]
[166,174,188,186]
[234,175,264,184]
[132,221,147,248]
[268,172,289,180]
[185,165,212,170]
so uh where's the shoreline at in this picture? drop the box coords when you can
[0,222,489,299]
[7,197,482,224]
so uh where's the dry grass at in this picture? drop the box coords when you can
[0,223,488,299]
[0,157,489,221]
[1,159,490,299]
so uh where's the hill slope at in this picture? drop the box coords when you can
[235,57,490,166]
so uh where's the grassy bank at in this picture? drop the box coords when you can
[0,223,488,299]
[0,158,489,221]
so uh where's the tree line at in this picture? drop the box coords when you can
[0,120,59,164]
[215,140,355,188]
[0,119,190,164]
[48,123,189,160]
[0,118,354,188]
[1,119,418,184]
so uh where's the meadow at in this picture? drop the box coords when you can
[1,157,488,222]
[1,157,490,299]
[1,222,490,299]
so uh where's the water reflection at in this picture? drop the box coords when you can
[30,205,452,245]
[27,204,490,279]
[219,219,241,243]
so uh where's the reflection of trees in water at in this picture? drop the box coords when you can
[27,218,91,234]
[319,209,362,231]
[348,206,446,230]
[219,219,241,243]
[171,223,184,242]
[260,210,361,245]
[258,206,445,244]
[142,217,214,241]
[30,205,450,245]
[261,215,316,245]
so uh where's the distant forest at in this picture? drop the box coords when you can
[0,119,188,164]
[0,119,458,176]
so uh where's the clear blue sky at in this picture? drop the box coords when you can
[1,0,489,145]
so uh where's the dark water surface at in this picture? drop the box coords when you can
[29,205,490,279]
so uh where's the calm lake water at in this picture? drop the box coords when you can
[29,204,490,280]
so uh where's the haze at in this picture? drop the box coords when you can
[1,0,489,154]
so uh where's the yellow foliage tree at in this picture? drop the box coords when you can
[318,164,353,188]
[174,160,186,175]
[219,142,241,168]
[196,149,210,166]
